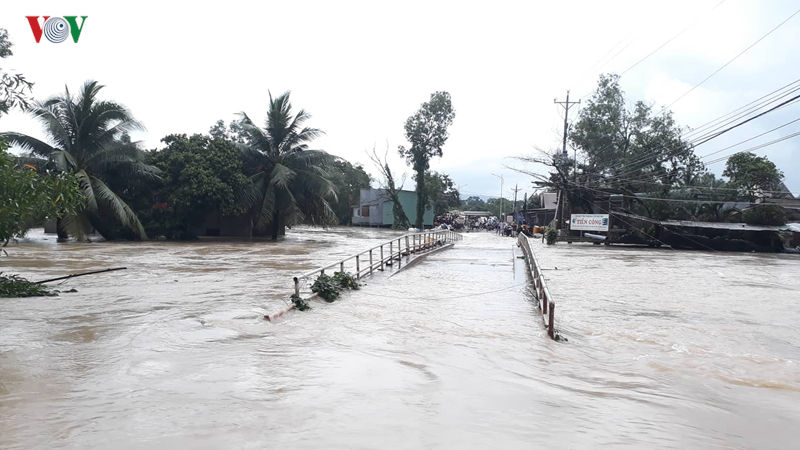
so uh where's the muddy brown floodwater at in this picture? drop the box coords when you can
[1,227,799,449]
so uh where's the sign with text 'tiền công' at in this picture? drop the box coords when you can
[570,214,609,232]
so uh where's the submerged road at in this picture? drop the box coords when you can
[1,228,799,449]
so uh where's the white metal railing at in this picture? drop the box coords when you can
[517,232,557,339]
[292,230,463,296]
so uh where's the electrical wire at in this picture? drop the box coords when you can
[580,78,800,182]
[682,77,800,139]
[597,100,800,184]
[664,6,800,110]
[566,187,784,280]
[619,0,727,77]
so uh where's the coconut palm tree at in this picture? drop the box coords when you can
[238,91,337,240]
[1,80,159,240]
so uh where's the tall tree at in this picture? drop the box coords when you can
[368,145,410,229]
[570,74,704,195]
[723,152,784,200]
[399,91,456,229]
[1,80,159,240]
[238,91,337,240]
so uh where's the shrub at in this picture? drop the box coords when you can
[332,271,360,290]
[545,228,558,245]
[310,274,340,302]
[0,273,56,298]
[290,294,312,311]
[742,205,787,226]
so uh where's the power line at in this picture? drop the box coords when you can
[689,90,800,146]
[704,130,800,165]
[682,77,800,139]
[697,115,800,159]
[603,95,800,182]
[580,77,800,181]
[665,6,800,110]
[619,0,727,77]
[583,121,800,188]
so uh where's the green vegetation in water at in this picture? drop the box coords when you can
[0,273,56,298]
[545,228,558,245]
[290,294,312,311]
[310,272,361,303]
[332,271,360,291]
[311,274,340,302]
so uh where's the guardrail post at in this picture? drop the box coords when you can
[340,261,344,274]
[293,277,299,297]
[390,241,393,263]
[542,290,548,314]
[369,249,374,274]
[356,255,360,279]
[405,236,410,259]
[380,245,384,270]
[548,302,555,339]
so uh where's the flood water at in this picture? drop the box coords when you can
[1,228,799,449]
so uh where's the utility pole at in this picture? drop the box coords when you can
[510,184,521,217]
[491,173,504,222]
[555,90,581,180]
[554,90,581,230]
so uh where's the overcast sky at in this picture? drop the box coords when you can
[2,0,798,200]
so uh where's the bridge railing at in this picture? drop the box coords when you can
[517,232,557,339]
[292,230,463,297]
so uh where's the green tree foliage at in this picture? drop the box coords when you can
[723,152,785,200]
[209,119,246,143]
[238,91,337,239]
[399,92,456,229]
[461,196,487,211]
[0,138,83,246]
[571,74,704,196]
[142,134,254,239]
[486,197,514,218]
[1,80,160,240]
[741,205,787,226]
[0,28,34,116]
[424,171,460,215]
[328,159,371,225]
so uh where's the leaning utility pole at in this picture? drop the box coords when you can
[554,90,580,230]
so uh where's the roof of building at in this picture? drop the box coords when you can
[612,211,798,233]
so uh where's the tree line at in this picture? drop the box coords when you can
[516,74,791,226]
[0,29,465,244]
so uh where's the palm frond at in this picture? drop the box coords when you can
[255,182,278,229]
[90,176,147,239]
[52,150,78,172]
[75,170,98,212]
[269,163,296,190]
[0,132,56,157]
